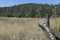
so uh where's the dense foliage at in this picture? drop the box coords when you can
[0,3,60,18]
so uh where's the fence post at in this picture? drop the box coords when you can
[38,14,60,40]
[46,14,50,28]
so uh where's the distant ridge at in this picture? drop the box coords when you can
[0,3,60,18]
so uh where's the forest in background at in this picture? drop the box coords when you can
[0,3,60,18]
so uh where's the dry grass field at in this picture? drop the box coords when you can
[0,17,60,40]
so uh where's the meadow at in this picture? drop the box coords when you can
[0,17,60,40]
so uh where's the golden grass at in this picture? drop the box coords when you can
[0,17,60,40]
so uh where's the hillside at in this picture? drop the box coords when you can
[0,3,60,17]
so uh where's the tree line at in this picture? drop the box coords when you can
[0,3,60,18]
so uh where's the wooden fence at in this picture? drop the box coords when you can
[38,14,60,40]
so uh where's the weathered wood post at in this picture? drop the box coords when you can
[38,14,60,40]
[46,14,50,28]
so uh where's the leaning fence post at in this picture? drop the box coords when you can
[38,14,60,40]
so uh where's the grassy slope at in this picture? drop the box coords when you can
[0,17,60,40]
